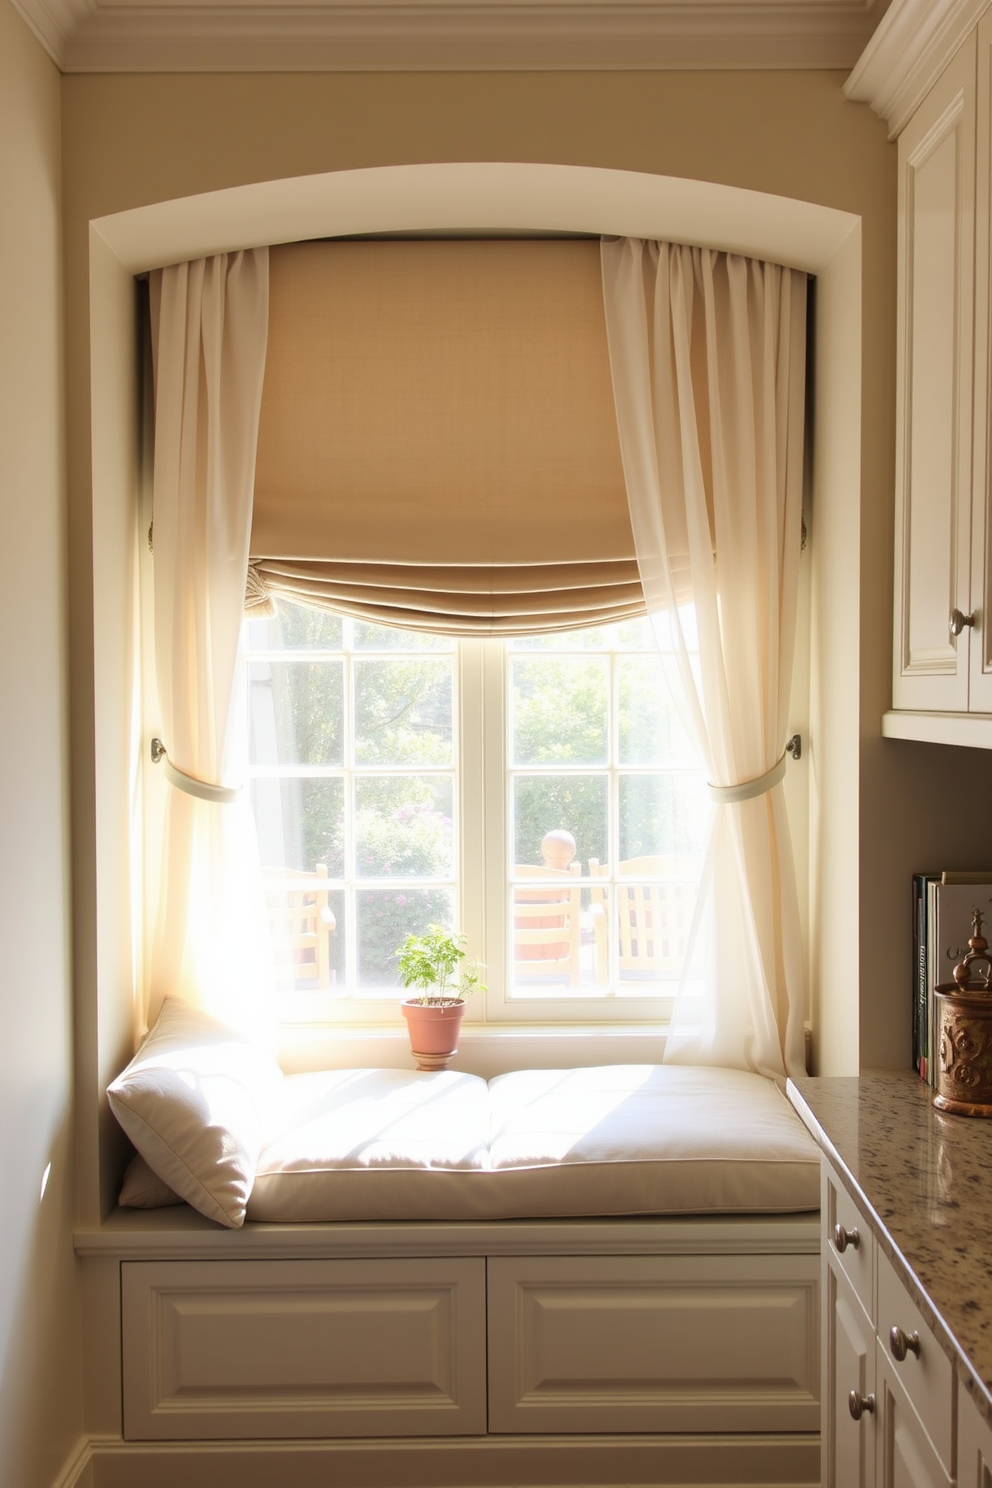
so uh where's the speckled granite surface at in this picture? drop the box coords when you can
[788,1071,992,1425]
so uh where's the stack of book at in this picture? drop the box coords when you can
[912,871,992,1084]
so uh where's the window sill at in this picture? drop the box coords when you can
[277,1021,669,1079]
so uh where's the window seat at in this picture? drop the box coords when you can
[91,1005,821,1475]
[110,1007,819,1227]
[246,1062,819,1223]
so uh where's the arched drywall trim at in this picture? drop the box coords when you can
[92,161,858,276]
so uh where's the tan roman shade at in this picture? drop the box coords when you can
[249,238,644,634]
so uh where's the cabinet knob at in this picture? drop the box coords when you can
[889,1326,921,1362]
[950,608,976,636]
[848,1390,876,1421]
[833,1223,860,1253]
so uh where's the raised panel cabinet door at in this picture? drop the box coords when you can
[970,13,992,712]
[893,31,977,713]
[875,1347,952,1488]
[121,1257,487,1440]
[957,1381,992,1488]
[487,1253,819,1435]
[876,1247,953,1472]
[824,1260,876,1488]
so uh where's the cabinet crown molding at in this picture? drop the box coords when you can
[846,0,992,137]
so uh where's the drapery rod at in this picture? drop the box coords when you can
[150,738,240,804]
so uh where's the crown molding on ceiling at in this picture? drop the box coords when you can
[10,0,892,75]
[845,0,991,135]
[12,0,91,66]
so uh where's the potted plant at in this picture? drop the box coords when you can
[395,925,484,1071]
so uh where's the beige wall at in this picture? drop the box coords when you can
[0,3,84,1484]
[59,66,992,1115]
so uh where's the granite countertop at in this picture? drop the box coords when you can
[788,1071,992,1423]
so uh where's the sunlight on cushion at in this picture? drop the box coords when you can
[258,1068,490,1172]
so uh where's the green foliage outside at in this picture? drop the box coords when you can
[510,651,705,869]
[354,777,453,876]
[354,776,454,984]
[358,888,453,987]
[512,657,608,766]
[355,659,452,766]
[513,775,608,868]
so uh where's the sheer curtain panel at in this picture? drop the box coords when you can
[148,250,272,1033]
[601,238,807,1081]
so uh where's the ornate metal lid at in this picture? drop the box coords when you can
[950,909,992,994]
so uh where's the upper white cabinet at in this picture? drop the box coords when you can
[968,11,992,715]
[892,30,977,716]
[879,5,992,742]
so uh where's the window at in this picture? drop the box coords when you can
[247,605,457,1013]
[245,599,707,1024]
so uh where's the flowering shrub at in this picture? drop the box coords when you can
[355,785,452,877]
[358,886,452,987]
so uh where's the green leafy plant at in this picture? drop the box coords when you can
[394,925,485,1005]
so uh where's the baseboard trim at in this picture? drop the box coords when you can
[52,1437,94,1488]
[84,1431,819,1488]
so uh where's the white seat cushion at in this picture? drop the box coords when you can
[484,1064,820,1217]
[248,1067,491,1222]
[247,1063,819,1223]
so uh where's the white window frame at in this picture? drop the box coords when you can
[246,616,704,1027]
[247,617,460,1025]
[479,632,698,1025]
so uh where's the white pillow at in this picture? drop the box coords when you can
[118,1153,184,1210]
[107,996,283,1228]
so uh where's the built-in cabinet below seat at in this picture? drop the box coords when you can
[121,1257,488,1440]
[119,1239,820,1446]
[486,1253,819,1436]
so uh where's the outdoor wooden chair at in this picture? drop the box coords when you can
[262,862,336,989]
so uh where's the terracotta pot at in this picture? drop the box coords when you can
[400,997,466,1071]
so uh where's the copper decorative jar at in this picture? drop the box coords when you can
[934,909,992,1117]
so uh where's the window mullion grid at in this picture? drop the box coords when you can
[481,639,506,1019]
[607,646,619,997]
[244,613,696,1023]
[454,640,481,959]
[449,645,461,941]
[345,634,459,1001]
[342,618,358,995]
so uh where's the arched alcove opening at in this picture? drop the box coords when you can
[82,162,862,1220]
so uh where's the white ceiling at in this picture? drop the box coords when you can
[10,0,894,75]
